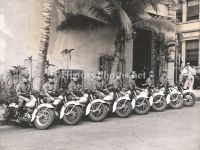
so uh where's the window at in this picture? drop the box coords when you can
[186,40,199,66]
[187,0,199,21]
[176,9,183,22]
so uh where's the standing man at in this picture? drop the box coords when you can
[183,63,195,90]
[16,73,31,110]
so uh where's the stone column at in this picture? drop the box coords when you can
[181,40,186,67]
[124,39,133,74]
[182,0,187,22]
[167,45,176,85]
[199,38,200,66]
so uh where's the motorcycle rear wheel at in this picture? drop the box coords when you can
[152,95,167,112]
[34,108,55,130]
[183,92,196,107]
[63,105,82,125]
[89,102,107,122]
[115,100,132,118]
[169,93,183,109]
[134,98,150,115]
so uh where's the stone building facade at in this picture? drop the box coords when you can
[177,0,200,68]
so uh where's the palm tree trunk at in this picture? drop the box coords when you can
[33,0,53,92]
[111,29,125,74]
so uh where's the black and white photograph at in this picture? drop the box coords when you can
[0,0,200,150]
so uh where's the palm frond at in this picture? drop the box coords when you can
[57,14,113,32]
[133,16,180,35]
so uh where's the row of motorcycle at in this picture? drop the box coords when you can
[3,82,197,130]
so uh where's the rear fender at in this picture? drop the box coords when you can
[31,103,54,122]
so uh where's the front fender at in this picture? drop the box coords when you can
[60,101,81,119]
[131,99,136,109]
[171,89,182,95]
[31,103,54,122]
[113,97,131,112]
[149,96,153,106]
[60,106,66,119]
[85,99,105,115]
[166,94,171,104]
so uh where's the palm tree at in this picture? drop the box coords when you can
[25,56,36,86]
[34,0,178,91]
[61,48,75,69]
[12,65,27,83]
[32,0,54,92]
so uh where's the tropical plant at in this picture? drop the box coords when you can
[61,48,75,69]
[12,65,27,83]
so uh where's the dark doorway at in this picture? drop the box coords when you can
[133,29,152,87]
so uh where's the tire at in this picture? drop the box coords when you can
[115,100,132,118]
[34,107,55,130]
[134,98,150,115]
[63,105,82,126]
[89,102,107,122]
[183,92,196,107]
[169,93,183,109]
[152,95,167,112]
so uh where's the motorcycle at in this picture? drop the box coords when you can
[59,91,82,125]
[177,82,196,107]
[148,85,167,112]
[163,83,183,109]
[102,88,133,118]
[3,93,55,130]
[130,88,150,115]
[60,89,107,122]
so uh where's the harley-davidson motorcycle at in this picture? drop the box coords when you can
[60,89,108,122]
[101,88,133,118]
[177,82,196,107]
[3,93,55,130]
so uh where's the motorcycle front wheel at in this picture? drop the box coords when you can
[63,105,82,126]
[183,92,196,107]
[34,107,55,130]
[115,100,132,118]
[89,102,107,122]
[169,93,183,109]
[152,95,167,112]
[134,98,150,115]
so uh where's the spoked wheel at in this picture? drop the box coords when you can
[169,93,183,109]
[183,92,196,107]
[134,98,150,115]
[89,102,107,122]
[115,100,132,118]
[63,104,82,126]
[34,107,55,130]
[152,95,167,112]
